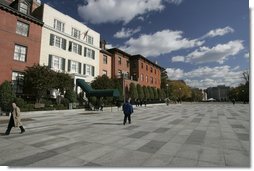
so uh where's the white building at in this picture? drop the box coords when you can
[39,4,100,88]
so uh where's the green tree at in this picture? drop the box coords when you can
[64,89,77,103]
[169,80,191,102]
[160,69,168,89]
[91,75,113,89]
[159,88,166,100]
[129,83,138,100]
[190,88,203,102]
[23,65,56,103]
[153,87,158,100]
[137,84,144,99]
[143,86,150,100]
[55,72,73,93]
[148,86,154,100]
[0,81,16,112]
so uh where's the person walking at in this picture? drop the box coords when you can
[122,98,134,125]
[4,102,25,135]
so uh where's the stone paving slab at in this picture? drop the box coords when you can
[0,103,250,167]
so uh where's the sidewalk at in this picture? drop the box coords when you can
[0,103,249,167]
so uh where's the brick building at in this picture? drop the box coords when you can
[0,0,43,94]
[99,40,112,78]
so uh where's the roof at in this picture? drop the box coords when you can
[107,48,132,57]
[131,54,164,70]
[0,0,43,25]
[100,49,112,56]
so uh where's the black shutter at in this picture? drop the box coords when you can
[83,64,86,75]
[62,58,65,71]
[92,50,95,59]
[48,55,52,68]
[78,62,81,74]
[49,34,54,46]
[92,66,94,76]
[68,41,72,51]
[68,60,71,72]
[84,47,87,57]
[78,45,82,55]
[62,39,66,50]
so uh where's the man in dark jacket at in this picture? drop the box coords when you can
[122,98,133,125]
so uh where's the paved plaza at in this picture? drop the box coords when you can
[0,103,250,167]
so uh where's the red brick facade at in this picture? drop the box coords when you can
[0,2,42,86]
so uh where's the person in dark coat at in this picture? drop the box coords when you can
[4,102,25,135]
[122,98,134,125]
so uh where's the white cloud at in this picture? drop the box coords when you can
[77,0,183,24]
[184,40,244,64]
[137,16,144,21]
[114,27,142,39]
[171,56,185,62]
[202,26,234,39]
[165,65,244,89]
[120,29,204,57]
[244,52,249,58]
[105,44,114,49]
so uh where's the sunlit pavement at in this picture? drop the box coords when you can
[0,102,250,167]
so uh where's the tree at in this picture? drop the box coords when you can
[143,86,150,100]
[190,88,203,102]
[23,65,56,103]
[161,69,169,89]
[65,89,77,103]
[159,88,166,100]
[129,83,138,100]
[148,86,154,100]
[0,81,16,112]
[137,84,144,99]
[153,87,158,100]
[169,80,191,102]
[91,75,113,89]
[55,72,73,93]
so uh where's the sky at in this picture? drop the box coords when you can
[40,0,250,89]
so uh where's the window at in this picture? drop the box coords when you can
[146,65,148,71]
[150,67,153,73]
[12,71,24,94]
[155,78,157,84]
[69,41,82,55]
[145,75,148,83]
[48,55,65,71]
[141,74,144,81]
[16,21,29,36]
[86,35,93,45]
[155,69,156,74]
[49,34,66,50]
[71,61,78,73]
[14,45,27,62]
[141,63,143,69]
[19,2,28,14]
[54,19,65,32]
[103,55,107,64]
[118,70,122,78]
[102,70,107,76]
[86,64,95,76]
[127,60,129,67]
[72,28,80,39]
[150,77,153,84]
[118,57,121,65]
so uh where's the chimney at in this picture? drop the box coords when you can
[31,0,41,12]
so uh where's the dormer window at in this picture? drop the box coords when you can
[19,2,28,14]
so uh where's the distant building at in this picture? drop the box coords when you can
[99,40,112,78]
[202,89,207,101]
[206,85,230,101]
[0,0,43,94]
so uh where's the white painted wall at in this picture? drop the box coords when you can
[40,4,100,83]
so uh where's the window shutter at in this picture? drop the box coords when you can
[92,66,95,76]
[83,64,86,75]
[78,45,82,55]
[61,58,65,71]
[68,60,71,72]
[84,47,87,57]
[49,34,54,46]
[48,55,52,68]
[78,62,81,74]
[62,39,66,50]
[68,41,72,51]
[92,50,95,59]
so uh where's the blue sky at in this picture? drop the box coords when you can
[41,0,249,89]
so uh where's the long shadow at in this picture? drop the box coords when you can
[92,122,122,125]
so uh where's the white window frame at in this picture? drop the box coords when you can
[103,55,107,64]
[52,56,63,71]
[71,61,79,73]
[14,45,27,62]
[86,35,93,45]
[16,21,29,37]
[54,19,65,32]
[72,28,81,39]
[86,64,92,76]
